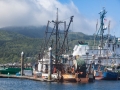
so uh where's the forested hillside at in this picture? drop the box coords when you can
[0,30,43,63]
[0,26,95,64]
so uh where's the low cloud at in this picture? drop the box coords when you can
[0,0,108,35]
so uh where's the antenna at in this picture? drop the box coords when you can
[108,20,110,39]
[94,19,98,49]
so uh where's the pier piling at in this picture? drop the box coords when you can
[48,47,52,81]
[21,51,24,76]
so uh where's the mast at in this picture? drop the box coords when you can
[52,8,63,65]
[64,21,66,54]
[41,8,73,67]
[56,8,58,64]
[99,7,107,55]
[94,19,98,49]
[107,21,110,66]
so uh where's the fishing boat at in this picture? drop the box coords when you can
[103,68,118,80]
[37,8,94,83]
[72,8,120,80]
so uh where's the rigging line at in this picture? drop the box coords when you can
[95,27,101,39]
[94,19,98,48]
[59,24,64,30]
[57,28,61,50]
[61,16,71,21]
[41,23,56,60]
[66,21,73,51]
[59,29,67,53]
[45,25,56,48]
[40,21,50,58]
[66,23,72,52]
[65,34,69,53]
[60,16,74,54]
[57,28,67,54]
[58,27,63,52]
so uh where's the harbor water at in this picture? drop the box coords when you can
[0,78,120,90]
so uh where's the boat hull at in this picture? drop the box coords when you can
[75,77,89,83]
[0,67,32,75]
[103,71,118,80]
[62,74,89,83]
[62,74,76,82]
[95,76,103,80]
[94,71,103,80]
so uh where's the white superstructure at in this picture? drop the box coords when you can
[73,37,120,66]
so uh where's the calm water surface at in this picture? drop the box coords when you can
[0,78,120,90]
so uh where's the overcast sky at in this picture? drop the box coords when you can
[0,0,120,36]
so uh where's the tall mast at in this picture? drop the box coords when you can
[99,7,107,49]
[107,20,110,66]
[51,8,73,65]
[55,8,58,64]
[52,8,63,65]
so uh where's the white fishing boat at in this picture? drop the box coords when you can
[72,8,120,80]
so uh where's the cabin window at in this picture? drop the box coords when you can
[108,44,110,47]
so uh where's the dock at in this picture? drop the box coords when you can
[0,74,56,82]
